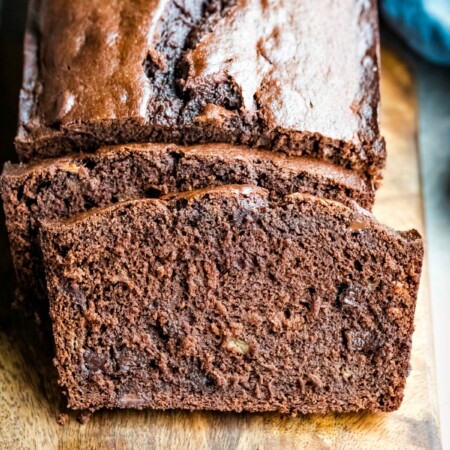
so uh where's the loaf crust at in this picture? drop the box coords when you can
[17,0,385,182]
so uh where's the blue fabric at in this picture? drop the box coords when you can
[382,0,450,66]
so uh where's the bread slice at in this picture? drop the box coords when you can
[39,185,422,413]
[1,143,372,318]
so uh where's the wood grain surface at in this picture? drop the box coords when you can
[0,48,442,450]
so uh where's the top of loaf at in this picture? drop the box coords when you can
[17,0,385,181]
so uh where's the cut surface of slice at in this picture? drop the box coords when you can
[40,185,423,413]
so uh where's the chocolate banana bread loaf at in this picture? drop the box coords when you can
[39,185,423,413]
[1,143,372,317]
[17,0,385,183]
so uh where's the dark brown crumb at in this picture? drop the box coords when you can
[40,186,423,414]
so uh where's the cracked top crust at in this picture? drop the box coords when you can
[17,0,385,181]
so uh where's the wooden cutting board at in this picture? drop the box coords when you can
[0,48,442,450]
